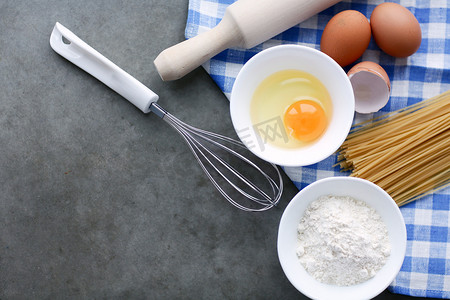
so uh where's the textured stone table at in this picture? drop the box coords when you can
[0,1,430,299]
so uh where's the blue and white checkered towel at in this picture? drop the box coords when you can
[185,0,450,297]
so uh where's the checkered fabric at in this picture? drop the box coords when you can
[185,0,450,297]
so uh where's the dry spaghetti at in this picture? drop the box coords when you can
[336,90,450,206]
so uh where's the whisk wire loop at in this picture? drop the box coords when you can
[150,103,283,212]
[170,114,279,201]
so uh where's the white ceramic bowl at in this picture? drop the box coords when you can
[230,45,355,167]
[277,177,407,300]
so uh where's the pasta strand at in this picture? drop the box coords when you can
[337,90,450,206]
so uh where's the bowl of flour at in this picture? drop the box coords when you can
[277,177,406,300]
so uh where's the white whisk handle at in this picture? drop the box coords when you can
[50,22,159,113]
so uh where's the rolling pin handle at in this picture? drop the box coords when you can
[154,13,242,81]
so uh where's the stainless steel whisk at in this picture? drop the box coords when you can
[150,103,282,211]
[50,23,283,211]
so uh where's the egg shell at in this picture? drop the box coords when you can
[348,61,391,114]
[370,3,422,57]
[320,10,371,67]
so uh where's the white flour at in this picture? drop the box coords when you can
[296,195,391,286]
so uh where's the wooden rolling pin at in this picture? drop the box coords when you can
[154,0,341,81]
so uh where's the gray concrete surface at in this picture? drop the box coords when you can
[0,1,430,299]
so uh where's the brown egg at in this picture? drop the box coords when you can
[370,3,422,57]
[320,10,371,67]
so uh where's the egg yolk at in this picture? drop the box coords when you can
[284,100,327,142]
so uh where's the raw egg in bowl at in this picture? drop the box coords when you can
[230,45,355,167]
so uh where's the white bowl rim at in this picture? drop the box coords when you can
[277,177,407,300]
[230,44,355,167]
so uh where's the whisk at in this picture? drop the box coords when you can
[50,23,283,212]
